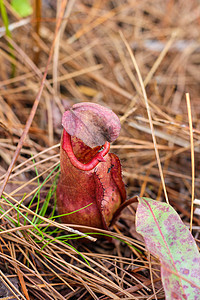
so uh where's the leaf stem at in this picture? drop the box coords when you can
[62,130,110,171]
[110,196,138,226]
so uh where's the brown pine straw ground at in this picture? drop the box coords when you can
[0,0,200,299]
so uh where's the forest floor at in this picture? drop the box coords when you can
[0,0,200,299]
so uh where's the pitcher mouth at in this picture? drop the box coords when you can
[62,129,110,171]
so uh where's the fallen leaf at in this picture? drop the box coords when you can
[136,197,200,300]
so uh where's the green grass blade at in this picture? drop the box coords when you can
[0,0,10,37]
[25,163,60,226]
[0,0,16,75]
[2,195,44,239]
[50,202,93,220]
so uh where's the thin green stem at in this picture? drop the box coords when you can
[0,0,16,76]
